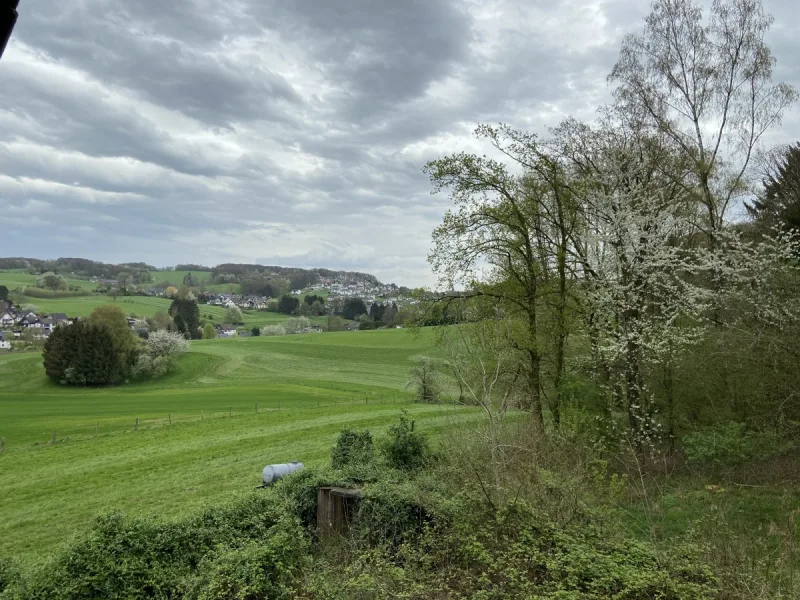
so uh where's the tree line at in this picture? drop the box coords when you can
[422,0,800,449]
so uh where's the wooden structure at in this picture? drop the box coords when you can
[317,487,362,537]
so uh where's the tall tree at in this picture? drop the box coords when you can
[343,298,368,321]
[277,295,300,315]
[183,272,197,287]
[609,0,796,244]
[88,305,137,375]
[169,298,200,339]
[0,285,7,302]
[425,126,573,423]
[747,143,800,232]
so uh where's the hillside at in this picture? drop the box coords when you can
[0,329,470,559]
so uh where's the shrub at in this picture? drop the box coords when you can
[203,323,217,339]
[182,523,309,600]
[43,320,124,386]
[380,411,431,471]
[262,325,286,336]
[21,286,89,299]
[683,422,795,467]
[331,429,374,470]
[3,494,304,600]
[132,330,190,378]
[284,317,311,334]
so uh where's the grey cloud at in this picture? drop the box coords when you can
[2,0,799,286]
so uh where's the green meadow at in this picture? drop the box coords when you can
[0,270,319,327]
[0,329,471,560]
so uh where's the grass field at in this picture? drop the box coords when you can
[2,293,322,328]
[0,271,321,326]
[0,270,97,292]
[0,329,471,560]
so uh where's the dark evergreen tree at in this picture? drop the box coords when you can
[277,295,300,314]
[169,298,200,339]
[747,143,800,232]
[251,326,261,337]
[42,321,122,386]
[0,285,8,301]
[343,298,368,320]
[43,324,70,381]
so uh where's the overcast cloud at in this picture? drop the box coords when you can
[2,0,799,286]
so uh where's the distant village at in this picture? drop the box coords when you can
[0,273,415,351]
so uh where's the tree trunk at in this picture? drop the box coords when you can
[528,349,543,426]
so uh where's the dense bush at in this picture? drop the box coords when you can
[262,325,286,336]
[170,298,201,339]
[379,411,431,471]
[1,495,301,600]
[1,420,722,600]
[682,422,795,467]
[132,330,190,379]
[331,429,374,470]
[20,287,89,299]
[43,321,124,386]
[277,295,299,315]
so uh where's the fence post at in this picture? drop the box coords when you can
[95,423,98,437]
[135,418,138,431]
[169,413,172,426]
[201,410,204,421]
[0,437,4,453]
[52,430,56,444]
[255,403,258,413]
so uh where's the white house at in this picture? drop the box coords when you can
[216,324,237,337]
[0,312,16,327]
[0,332,10,350]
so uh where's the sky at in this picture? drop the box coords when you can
[2,0,799,287]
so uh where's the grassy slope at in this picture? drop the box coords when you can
[1,293,322,328]
[0,329,468,560]
[0,271,97,292]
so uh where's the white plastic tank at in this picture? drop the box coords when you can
[262,461,304,485]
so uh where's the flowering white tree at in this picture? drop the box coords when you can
[132,330,191,378]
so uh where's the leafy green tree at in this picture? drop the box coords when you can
[251,326,261,337]
[88,305,136,375]
[36,272,68,291]
[202,323,217,339]
[304,294,325,306]
[225,306,243,323]
[183,272,197,287]
[169,298,201,339]
[42,323,70,380]
[343,298,367,320]
[147,311,174,332]
[116,272,132,295]
[0,285,7,302]
[277,295,299,315]
[43,320,123,385]
[327,315,346,331]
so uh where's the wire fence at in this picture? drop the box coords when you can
[0,394,447,453]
